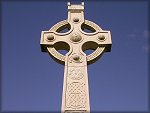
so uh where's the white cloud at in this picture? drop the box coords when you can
[128,28,138,39]
[128,34,136,38]
[128,29,149,54]
[143,30,150,38]
[142,45,149,54]
[128,29,150,39]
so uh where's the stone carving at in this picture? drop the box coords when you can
[83,20,102,32]
[87,47,105,63]
[73,17,80,23]
[69,53,83,63]
[46,35,55,42]
[50,20,69,31]
[97,35,106,41]
[70,33,83,43]
[40,2,112,113]
[47,47,65,64]
[68,67,84,80]
[66,82,86,109]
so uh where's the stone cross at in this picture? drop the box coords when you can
[40,2,112,113]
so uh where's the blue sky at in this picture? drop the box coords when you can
[1,0,149,112]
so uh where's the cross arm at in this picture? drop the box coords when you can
[81,30,112,52]
[40,31,70,52]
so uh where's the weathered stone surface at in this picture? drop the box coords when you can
[40,2,112,113]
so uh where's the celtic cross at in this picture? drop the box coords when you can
[40,2,112,113]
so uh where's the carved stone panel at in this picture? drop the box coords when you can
[68,67,84,80]
[65,110,86,113]
[66,82,86,109]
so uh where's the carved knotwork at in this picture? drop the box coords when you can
[66,82,86,109]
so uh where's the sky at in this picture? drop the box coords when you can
[1,0,149,112]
